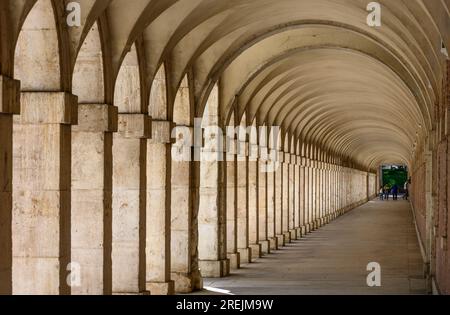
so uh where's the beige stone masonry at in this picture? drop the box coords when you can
[118,114,151,139]
[226,138,240,269]
[12,92,75,295]
[146,120,174,294]
[72,104,117,295]
[73,104,118,133]
[171,124,202,293]
[16,92,77,125]
[150,120,175,144]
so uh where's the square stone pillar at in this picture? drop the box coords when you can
[294,156,301,238]
[226,139,240,269]
[318,162,324,226]
[282,153,290,243]
[288,153,297,240]
[275,151,284,246]
[146,120,175,294]
[299,157,307,235]
[248,143,261,259]
[258,147,269,254]
[198,128,229,277]
[307,159,314,232]
[266,149,278,250]
[72,104,117,295]
[314,161,319,227]
[112,114,151,295]
[315,161,322,228]
[13,92,77,294]
[237,141,251,263]
[0,75,20,295]
[171,125,202,293]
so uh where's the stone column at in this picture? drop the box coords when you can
[72,104,117,295]
[13,92,76,294]
[171,125,202,293]
[326,164,329,221]
[329,165,333,219]
[258,147,269,254]
[146,120,175,294]
[299,157,306,235]
[226,139,240,269]
[317,162,322,228]
[248,142,261,259]
[237,140,251,263]
[289,154,297,239]
[275,151,284,246]
[338,166,341,215]
[266,150,278,250]
[112,114,151,295]
[319,162,324,226]
[0,75,20,295]
[304,159,311,233]
[294,156,301,238]
[282,153,290,243]
[310,161,316,230]
[198,152,230,277]
[312,160,318,230]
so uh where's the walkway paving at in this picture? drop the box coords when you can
[195,200,427,295]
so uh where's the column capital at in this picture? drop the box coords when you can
[0,75,20,114]
[118,113,152,139]
[17,92,78,125]
[73,104,118,133]
[149,120,175,144]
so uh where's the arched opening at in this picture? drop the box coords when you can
[71,22,114,295]
[111,43,148,295]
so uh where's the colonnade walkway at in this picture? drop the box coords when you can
[195,200,427,295]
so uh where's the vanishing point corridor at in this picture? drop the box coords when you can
[0,0,449,296]
[199,200,425,295]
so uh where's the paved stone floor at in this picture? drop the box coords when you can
[193,200,427,295]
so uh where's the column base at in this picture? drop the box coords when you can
[268,237,278,250]
[300,225,307,235]
[319,218,325,226]
[199,259,230,278]
[289,229,298,240]
[296,227,303,238]
[276,234,285,247]
[237,248,252,264]
[227,253,240,269]
[249,243,262,259]
[259,240,270,254]
[305,223,311,233]
[146,281,175,295]
[171,271,203,293]
[315,219,322,228]
[283,232,291,244]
